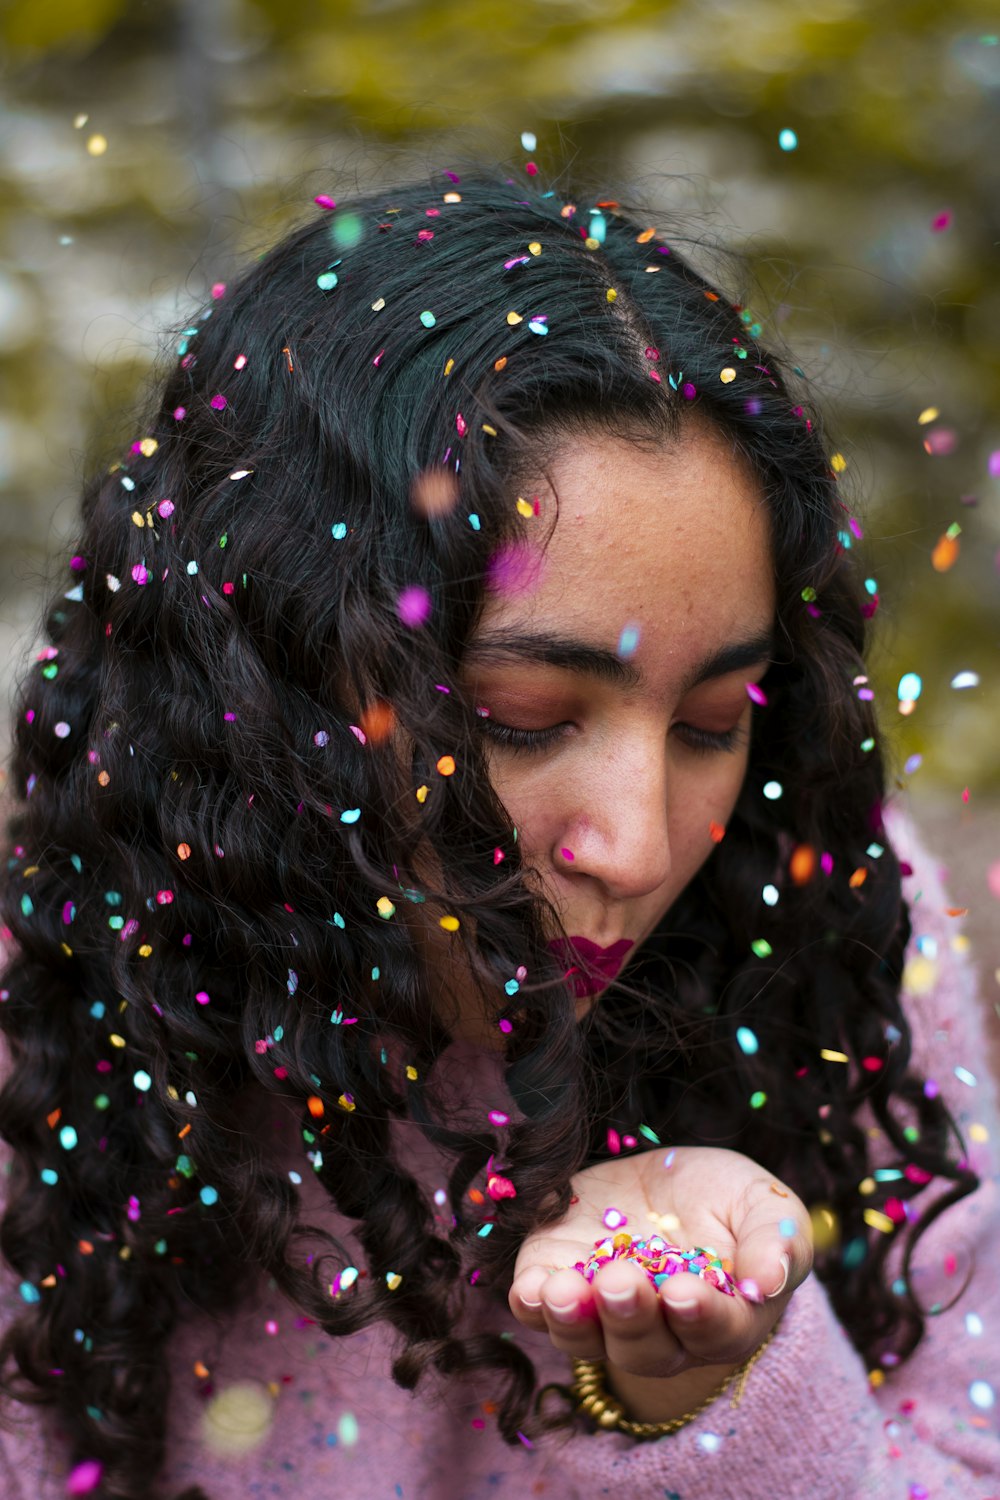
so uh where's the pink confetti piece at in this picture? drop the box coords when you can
[397,586,432,627]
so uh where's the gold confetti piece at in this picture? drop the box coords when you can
[506,311,523,325]
[606,288,617,302]
[528,241,541,255]
[902,954,937,994]
[337,1093,356,1112]
[109,1033,126,1048]
[443,357,454,376]
[858,1177,876,1195]
[515,497,533,517]
[415,785,428,803]
[131,511,146,527]
[637,228,657,243]
[376,897,396,919]
[863,1207,895,1234]
[482,423,497,436]
[868,1369,885,1388]
[917,407,939,424]
[386,1271,402,1290]
[87,134,108,156]
[371,297,385,311]
[439,916,460,932]
[584,237,600,250]
[405,1064,418,1080]
[139,437,158,456]
[831,452,847,473]
[821,1049,849,1063]
[138,944,152,958]
[970,1123,989,1143]
[443,192,461,203]
[720,367,736,383]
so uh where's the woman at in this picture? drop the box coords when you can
[0,162,997,1500]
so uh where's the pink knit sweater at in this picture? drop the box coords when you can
[1,802,998,1499]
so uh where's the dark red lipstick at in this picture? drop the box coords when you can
[547,937,635,998]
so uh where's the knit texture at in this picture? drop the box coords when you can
[1,800,998,1500]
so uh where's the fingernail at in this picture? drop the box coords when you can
[520,1295,542,1309]
[766,1254,790,1299]
[599,1285,638,1315]
[546,1299,580,1323]
[665,1297,699,1319]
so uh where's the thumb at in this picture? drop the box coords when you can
[733,1186,813,1306]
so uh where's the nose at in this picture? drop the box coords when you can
[552,738,673,902]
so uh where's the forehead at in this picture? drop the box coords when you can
[480,423,776,660]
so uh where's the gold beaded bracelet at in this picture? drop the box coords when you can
[547,1315,782,1441]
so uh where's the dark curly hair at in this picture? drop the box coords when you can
[0,162,979,1500]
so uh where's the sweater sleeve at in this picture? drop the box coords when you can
[534,802,1000,1500]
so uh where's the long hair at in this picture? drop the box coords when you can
[0,164,979,1499]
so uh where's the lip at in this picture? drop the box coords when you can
[547,936,635,998]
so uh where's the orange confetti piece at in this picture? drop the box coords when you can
[931,534,960,572]
[178,1123,192,1138]
[849,868,868,888]
[194,1360,211,1379]
[360,700,396,742]
[78,1240,94,1255]
[494,356,508,371]
[945,907,969,917]
[436,755,456,776]
[789,844,817,885]
[468,1187,485,1205]
[708,820,726,843]
[307,1095,325,1118]
[637,227,657,243]
[177,843,191,860]
[47,1108,61,1129]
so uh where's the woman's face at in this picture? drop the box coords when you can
[449,419,776,1047]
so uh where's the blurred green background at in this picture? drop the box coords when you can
[0,0,998,1004]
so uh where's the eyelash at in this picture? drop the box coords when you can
[478,720,746,756]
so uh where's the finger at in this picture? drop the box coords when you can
[589,1260,690,1379]
[534,1268,608,1362]
[733,1179,814,1308]
[508,1237,594,1327]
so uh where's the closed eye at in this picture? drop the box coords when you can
[476,720,747,755]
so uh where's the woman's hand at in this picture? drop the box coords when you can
[508,1145,812,1385]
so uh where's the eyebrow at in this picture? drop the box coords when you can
[467,627,775,695]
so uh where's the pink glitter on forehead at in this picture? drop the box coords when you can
[485,541,544,597]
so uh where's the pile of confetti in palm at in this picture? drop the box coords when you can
[572,1232,741,1296]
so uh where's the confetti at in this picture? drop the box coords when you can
[397,586,431,627]
[778,128,798,151]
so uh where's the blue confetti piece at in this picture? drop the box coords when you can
[19,1282,40,1303]
[617,623,640,658]
[331,522,347,540]
[955,1066,977,1086]
[736,1026,759,1055]
[340,808,361,824]
[199,1185,219,1206]
[468,513,481,530]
